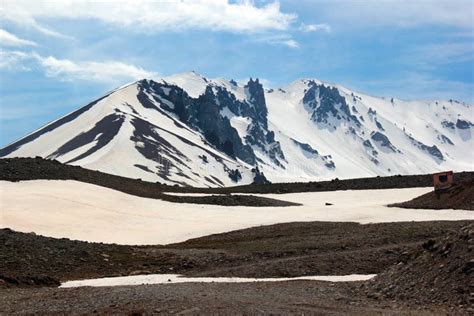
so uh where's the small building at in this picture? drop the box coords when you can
[433,171,453,191]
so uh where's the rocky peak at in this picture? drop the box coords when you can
[303,81,360,127]
[244,78,268,128]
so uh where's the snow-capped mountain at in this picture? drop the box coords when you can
[1,71,473,187]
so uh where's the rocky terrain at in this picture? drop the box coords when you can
[1,280,460,315]
[2,157,474,196]
[390,179,474,210]
[364,225,473,311]
[1,222,473,314]
[2,221,471,286]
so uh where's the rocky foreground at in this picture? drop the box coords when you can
[1,221,473,314]
[364,224,473,310]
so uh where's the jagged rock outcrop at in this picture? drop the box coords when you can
[138,80,256,165]
[370,131,397,153]
[303,81,360,127]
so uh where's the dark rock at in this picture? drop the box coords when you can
[370,131,397,152]
[441,120,455,129]
[456,119,472,129]
[228,169,242,182]
[252,166,270,185]
[291,139,318,155]
[303,81,360,127]
[406,134,444,161]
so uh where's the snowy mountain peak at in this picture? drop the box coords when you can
[1,73,473,187]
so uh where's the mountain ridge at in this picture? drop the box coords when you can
[1,72,472,187]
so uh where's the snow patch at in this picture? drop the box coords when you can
[60,274,377,288]
[230,116,251,139]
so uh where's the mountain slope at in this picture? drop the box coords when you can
[1,72,473,187]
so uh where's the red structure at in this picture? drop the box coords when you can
[433,171,453,191]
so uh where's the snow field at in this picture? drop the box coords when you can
[1,180,472,245]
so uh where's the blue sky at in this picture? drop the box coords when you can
[0,0,473,146]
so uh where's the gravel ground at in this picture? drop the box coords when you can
[2,221,472,285]
[364,225,473,311]
[0,281,462,315]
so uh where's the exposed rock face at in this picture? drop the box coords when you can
[138,80,256,165]
[363,140,374,149]
[193,87,255,162]
[244,78,267,128]
[48,113,125,164]
[370,131,397,153]
[441,119,472,130]
[0,93,112,158]
[375,119,384,131]
[242,79,285,167]
[437,134,454,145]
[407,135,444,161]
[303,81,360,127]
[291,139,319,156]
[291,138,336,170]
[228,169,242,182]
[252,166,270,184]
[456,119,473,129]
[441,120,455,129]
[138,78,286,168]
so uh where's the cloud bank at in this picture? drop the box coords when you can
[1,0,296,36]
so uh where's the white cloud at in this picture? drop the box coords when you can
[0,0,296,37]
[0,29,37,47]
[0,50,33,70]
[38,56,157,82]
[255,34,299,48]
[0,7,70,38]
[282,39,299,48]
[299,23,331,33]
[0,49,157,82]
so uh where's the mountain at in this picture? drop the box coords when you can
[1,71,473,187]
